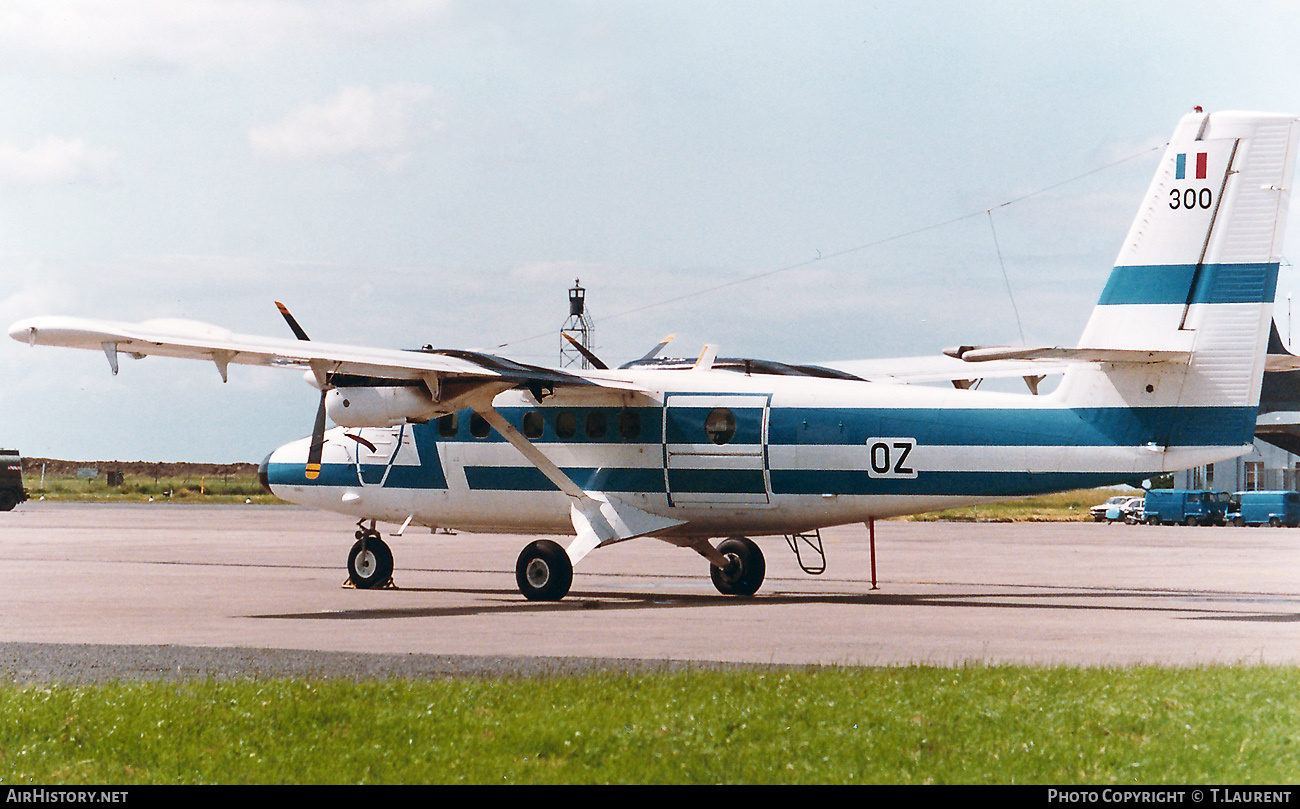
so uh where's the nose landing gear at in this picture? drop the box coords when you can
[347,522,393,589]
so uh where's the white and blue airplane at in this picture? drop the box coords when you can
[10,109,1299,601]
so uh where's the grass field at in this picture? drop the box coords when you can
[907,489,1126,522]
[2,665,1297,784]
[22,471,279,505]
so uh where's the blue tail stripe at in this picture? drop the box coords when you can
[1098,262,1278,305]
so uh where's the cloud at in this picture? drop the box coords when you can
[249,83,440,171]
[0,136,117,186]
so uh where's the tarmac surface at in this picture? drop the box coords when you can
[3,502,1300,680]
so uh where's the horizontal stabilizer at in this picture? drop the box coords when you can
[944,345,1190,364]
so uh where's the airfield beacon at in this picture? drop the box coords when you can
[560,279,593,369]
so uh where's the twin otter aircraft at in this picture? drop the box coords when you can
[11,110,1300,601]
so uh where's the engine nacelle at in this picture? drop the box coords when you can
[325,386,442,428]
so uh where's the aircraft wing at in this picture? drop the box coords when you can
[7,315,639,391]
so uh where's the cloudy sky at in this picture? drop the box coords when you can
[4,1,1300,462]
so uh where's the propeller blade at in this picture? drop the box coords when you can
[638,334,675,362]
[306,389,327,480]
[561,332,608,370]
[275,301,311,341]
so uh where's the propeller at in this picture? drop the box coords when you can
[563,332,677,371]
[561,332,608,370]
[306,391,328,480]
[637,334,675,362]
[276,302,329,480]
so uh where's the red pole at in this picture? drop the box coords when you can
[868,517,878,590]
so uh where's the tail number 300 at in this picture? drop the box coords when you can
[866,437,918,479]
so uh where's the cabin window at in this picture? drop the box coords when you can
[437,413,458,438]
[555,411,577,440]
[705,408,736,445]
[585,410,607,440]
[522,411,544,439]
[470,413,492,439]
[619,409,641,441]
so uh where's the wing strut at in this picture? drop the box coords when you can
[468,391,685,564]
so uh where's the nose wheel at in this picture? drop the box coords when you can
[347,529,394,589]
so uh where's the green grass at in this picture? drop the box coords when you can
[26,473,280,504]
[2,666,1298,784]
[908,489,1130,522]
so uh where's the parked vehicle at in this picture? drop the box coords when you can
[1090,495,1134,522]
[1142,489,1231,526]
[1122,497,1145,524]
[1227,490,1300,527]
[1089,495,1144,523]
[0,450,27,511]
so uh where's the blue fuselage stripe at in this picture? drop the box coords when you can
[265,403,1255,498]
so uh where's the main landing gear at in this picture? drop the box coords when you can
[338,520,767,601]
[707,537,765,596]
[515,539,573,601]
[509,535,767,602]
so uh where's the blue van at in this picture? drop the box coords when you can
[1228,491,1300,527]
[1143,489,1231,526]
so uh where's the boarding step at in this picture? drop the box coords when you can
[783,529,826,575]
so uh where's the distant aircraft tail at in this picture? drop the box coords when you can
[1056,110,1300,463]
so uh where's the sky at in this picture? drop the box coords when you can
[4,0,1300,462]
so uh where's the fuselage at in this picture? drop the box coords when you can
[260,367,1253,538]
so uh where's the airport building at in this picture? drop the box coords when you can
[1177,325,1300,492]
[1176,435,1300,492]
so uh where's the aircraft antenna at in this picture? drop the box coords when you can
[560,279,594,368]
[987,209,1026,345]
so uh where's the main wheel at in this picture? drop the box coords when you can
[710,536,765,596]
[516,539,572,601]
[347,535,394,589]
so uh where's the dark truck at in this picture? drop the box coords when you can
[1143,489,1231,526]
[0,450,28,511]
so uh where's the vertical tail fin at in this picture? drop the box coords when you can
[1059,111,1299,455]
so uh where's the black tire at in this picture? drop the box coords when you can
[347,535,394,589]
[710,536,766,597]
[516,539,572,601]
[1270,517,1282,528]
[0,492,15,512]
